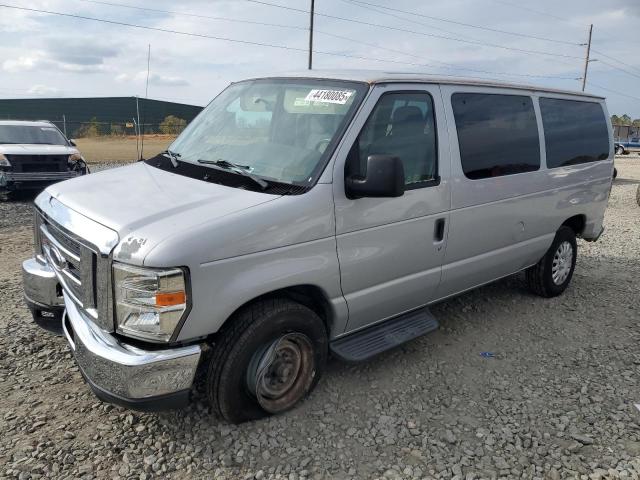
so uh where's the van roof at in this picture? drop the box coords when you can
[246,70,605,100]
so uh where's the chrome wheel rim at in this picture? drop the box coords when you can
[248,333,315,413]
[552,241,573,285]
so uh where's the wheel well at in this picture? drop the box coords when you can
[561,215,586,237]
[221,285,334,336]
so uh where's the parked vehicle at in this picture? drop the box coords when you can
[615,139,640,155]
[22,72,613,422]
[0,120,88,197]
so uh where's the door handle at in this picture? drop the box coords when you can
[434,218,446,243]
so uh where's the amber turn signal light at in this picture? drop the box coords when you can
[155,291,186,307]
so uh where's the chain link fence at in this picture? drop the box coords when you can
[3,115,188,139]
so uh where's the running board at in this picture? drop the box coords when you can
[330,308,439,363]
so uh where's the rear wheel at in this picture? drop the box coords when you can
[526,226,577,297]
[206,298,327,423]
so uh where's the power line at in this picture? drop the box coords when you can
[78,0,582,72]
[490,0,575,24]
[0,4,315,53]
[591,48,640,76]
[244,0,583,59]
[341,0,581,46]
[336,0,482,43]
[315,30,578,80]
[75,0,307,31]
[596,59,640,81]
[0,2,585,78]
[587,82,640,102]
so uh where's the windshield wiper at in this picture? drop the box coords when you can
[161,149,181,168]
[197,159,268,190]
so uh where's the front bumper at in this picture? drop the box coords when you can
[1,171,81,190]
[23,256,202,411]
[23,257,65,334]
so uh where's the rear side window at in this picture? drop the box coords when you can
[452,93,540,180]
[539,98,610,168]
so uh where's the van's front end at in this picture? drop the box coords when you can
[22,76,368,415]
[23,193,202,409]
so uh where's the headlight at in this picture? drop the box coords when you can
[113,262,189,343]
[0,153,11,168]
[68,153,84,162]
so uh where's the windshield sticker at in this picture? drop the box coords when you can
[304,89,354,105]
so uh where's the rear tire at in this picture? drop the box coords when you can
[526,226,577,298]
[206,298,327,423]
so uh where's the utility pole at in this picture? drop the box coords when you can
[581,24,593,92]
[135,99,140,161]
[62,114,67,137]
[140,44,151,160]
[308,0,314,70]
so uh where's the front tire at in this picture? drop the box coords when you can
[616,145,625,155]
[526,226,577,298]
[206,298,327,423]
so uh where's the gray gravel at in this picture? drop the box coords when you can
[1,159,639,480]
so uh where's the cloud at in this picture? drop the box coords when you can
[27,85,60,96]
[2,56,39,73]
[115,71,189,86]
[2,51,111,74]
[45,39,120,66]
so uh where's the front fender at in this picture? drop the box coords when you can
[175,237,347,341]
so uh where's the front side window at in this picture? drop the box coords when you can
[348,92,438,187]
[452,93,540,180]
[0,125,68,145]
[169,79,367,186]
[539,98,610,168]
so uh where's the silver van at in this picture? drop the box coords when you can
[22,72,613,423]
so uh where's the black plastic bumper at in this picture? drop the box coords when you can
[25,297,64,335]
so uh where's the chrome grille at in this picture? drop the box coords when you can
[34,198,118,333]
[38,213,97,317]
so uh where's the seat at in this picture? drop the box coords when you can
[369,106,435,184]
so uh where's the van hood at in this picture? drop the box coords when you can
[0,144,78,155]
[45,162,280,255]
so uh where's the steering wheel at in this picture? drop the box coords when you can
[314,138,332,153]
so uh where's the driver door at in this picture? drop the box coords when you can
[332,84,451,334]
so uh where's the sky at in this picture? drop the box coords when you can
[1,0,640,116]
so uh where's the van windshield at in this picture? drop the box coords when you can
[169,79,368,186]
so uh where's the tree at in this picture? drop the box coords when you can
[632,119,640,128]
[611,114,620,125]
[76,117,100,138]
[159,115,187,135]
[620,114,633,126]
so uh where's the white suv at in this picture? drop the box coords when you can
[0,120,88,197]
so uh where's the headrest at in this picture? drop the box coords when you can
[392,106,424,124]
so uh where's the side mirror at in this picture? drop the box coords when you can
[69,139,77,147]
[346,154,405,199]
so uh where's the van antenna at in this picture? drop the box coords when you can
[140,44,150,161]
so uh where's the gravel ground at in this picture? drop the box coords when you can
[1,159,639,480]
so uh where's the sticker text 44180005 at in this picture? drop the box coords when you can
[304,89,354,105]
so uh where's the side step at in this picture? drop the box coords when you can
[330,308,439,363]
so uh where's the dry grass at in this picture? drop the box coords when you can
[75,135,177,164]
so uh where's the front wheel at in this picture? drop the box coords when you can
[206,298,327,423]
[616,145,625,155]
[526,226,577,298]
